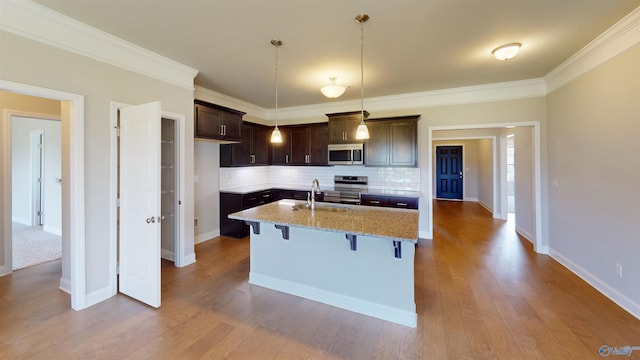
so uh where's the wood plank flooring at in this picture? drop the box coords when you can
[1,200,639,359]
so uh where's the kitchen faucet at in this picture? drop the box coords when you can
[308,178,320,211]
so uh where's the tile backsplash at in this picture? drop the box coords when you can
[219,166,420,191]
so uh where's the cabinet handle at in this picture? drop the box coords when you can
[370,200,381,204]
[343,131,347,141]
[251,154,255,163]
[285,154,289,163]
[223,124,227,136]
[219,124,224,136]
[396,202,408,207]
[305,154,310,163]
[262,194,270,198]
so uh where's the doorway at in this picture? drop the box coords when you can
[11,116,62,269]
[435,145,463,200]
[109,102,187,307]
[1,81,86,310]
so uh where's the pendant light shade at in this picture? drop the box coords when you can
[270,127,282,143]
[270,39,283,143]
[355,14,370,140]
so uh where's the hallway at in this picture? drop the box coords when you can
[1,200,638,359]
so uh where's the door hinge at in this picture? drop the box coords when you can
[114,126,120,137]
[37,210,43,216]
[116,198,120,207]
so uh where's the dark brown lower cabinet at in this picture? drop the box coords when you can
[360,194,419,209]
[220,190,273,238]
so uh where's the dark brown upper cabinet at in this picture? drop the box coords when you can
[270,123,328,165]
[327,111,369,144]
[194,99,245,143]
[364,115,420,167]
[220,122,270,167]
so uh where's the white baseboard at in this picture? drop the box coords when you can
[249,272,417,328]
[0,265,9,277]
[161,249,175,261]
[181,253,196,267]
[43,225,62,236]
[195,229,220,244]
[464,196,478,202]
[11,216,30,226]
[419,230,433,239]
[549,248,640,320]
[59,276,71,294]
[85,285,117,308]
[515,225,535,244]
[477,199,493,213]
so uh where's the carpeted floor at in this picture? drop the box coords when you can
[12,222,62,270]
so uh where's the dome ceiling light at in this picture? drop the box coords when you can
[492,42,522,60]
[320,76,347,98]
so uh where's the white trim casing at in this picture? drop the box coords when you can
[427,123,543,254]
[1,79,86,310]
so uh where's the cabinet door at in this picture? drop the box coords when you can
[365,122,390,166]
[390,121,417,166]
[194,104,222,138]
[328,116,361,144]
[271,127,290,165]
[221,112,242,140]
[252,125,270,165]
[308,123,328,165]
[234,122,253,165]
[289,126,309,164]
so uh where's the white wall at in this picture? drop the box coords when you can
[194,140,221,243]
[547,43,640,317]
[1,30,195,299]
[514,126,535,241]
[476,139,494,211]
[11,117,62,235]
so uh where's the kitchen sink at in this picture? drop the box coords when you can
[291,204,349,213]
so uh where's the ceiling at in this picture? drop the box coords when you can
[33,0,640,109]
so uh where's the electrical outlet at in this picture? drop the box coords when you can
[551,178,559,188]
[615,262,623,278]
[194,217,199,227]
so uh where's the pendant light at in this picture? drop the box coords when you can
[270,39,283,143]
[355,14,370,140]
[320,76,347,98]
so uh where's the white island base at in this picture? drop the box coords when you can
[248,224,417,327]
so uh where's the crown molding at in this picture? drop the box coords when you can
[194,86,267,119]
[0,0,198,90]
[258,79,547,121]
[545,5,640,93]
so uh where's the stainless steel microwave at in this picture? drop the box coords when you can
[328,144,364,165]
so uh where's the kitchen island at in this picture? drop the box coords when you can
[228,199,419,327]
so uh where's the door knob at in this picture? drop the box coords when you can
[146,216,156,223]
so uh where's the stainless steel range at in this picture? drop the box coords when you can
[323,175,368,204]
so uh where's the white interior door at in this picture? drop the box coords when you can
[119,102,162,308]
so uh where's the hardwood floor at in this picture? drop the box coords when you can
[1,200,638,359]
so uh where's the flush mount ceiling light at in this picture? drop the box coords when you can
[320,77,347,98]
[492,42,521,60]
[270,39,283,143]
[355,14,370,140]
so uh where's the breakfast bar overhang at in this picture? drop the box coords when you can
[229,200,419,327]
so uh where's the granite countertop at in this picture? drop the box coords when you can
[228,199,419,243]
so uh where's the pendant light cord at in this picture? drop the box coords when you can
[274,40,280,128]
[360,18,365,122]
